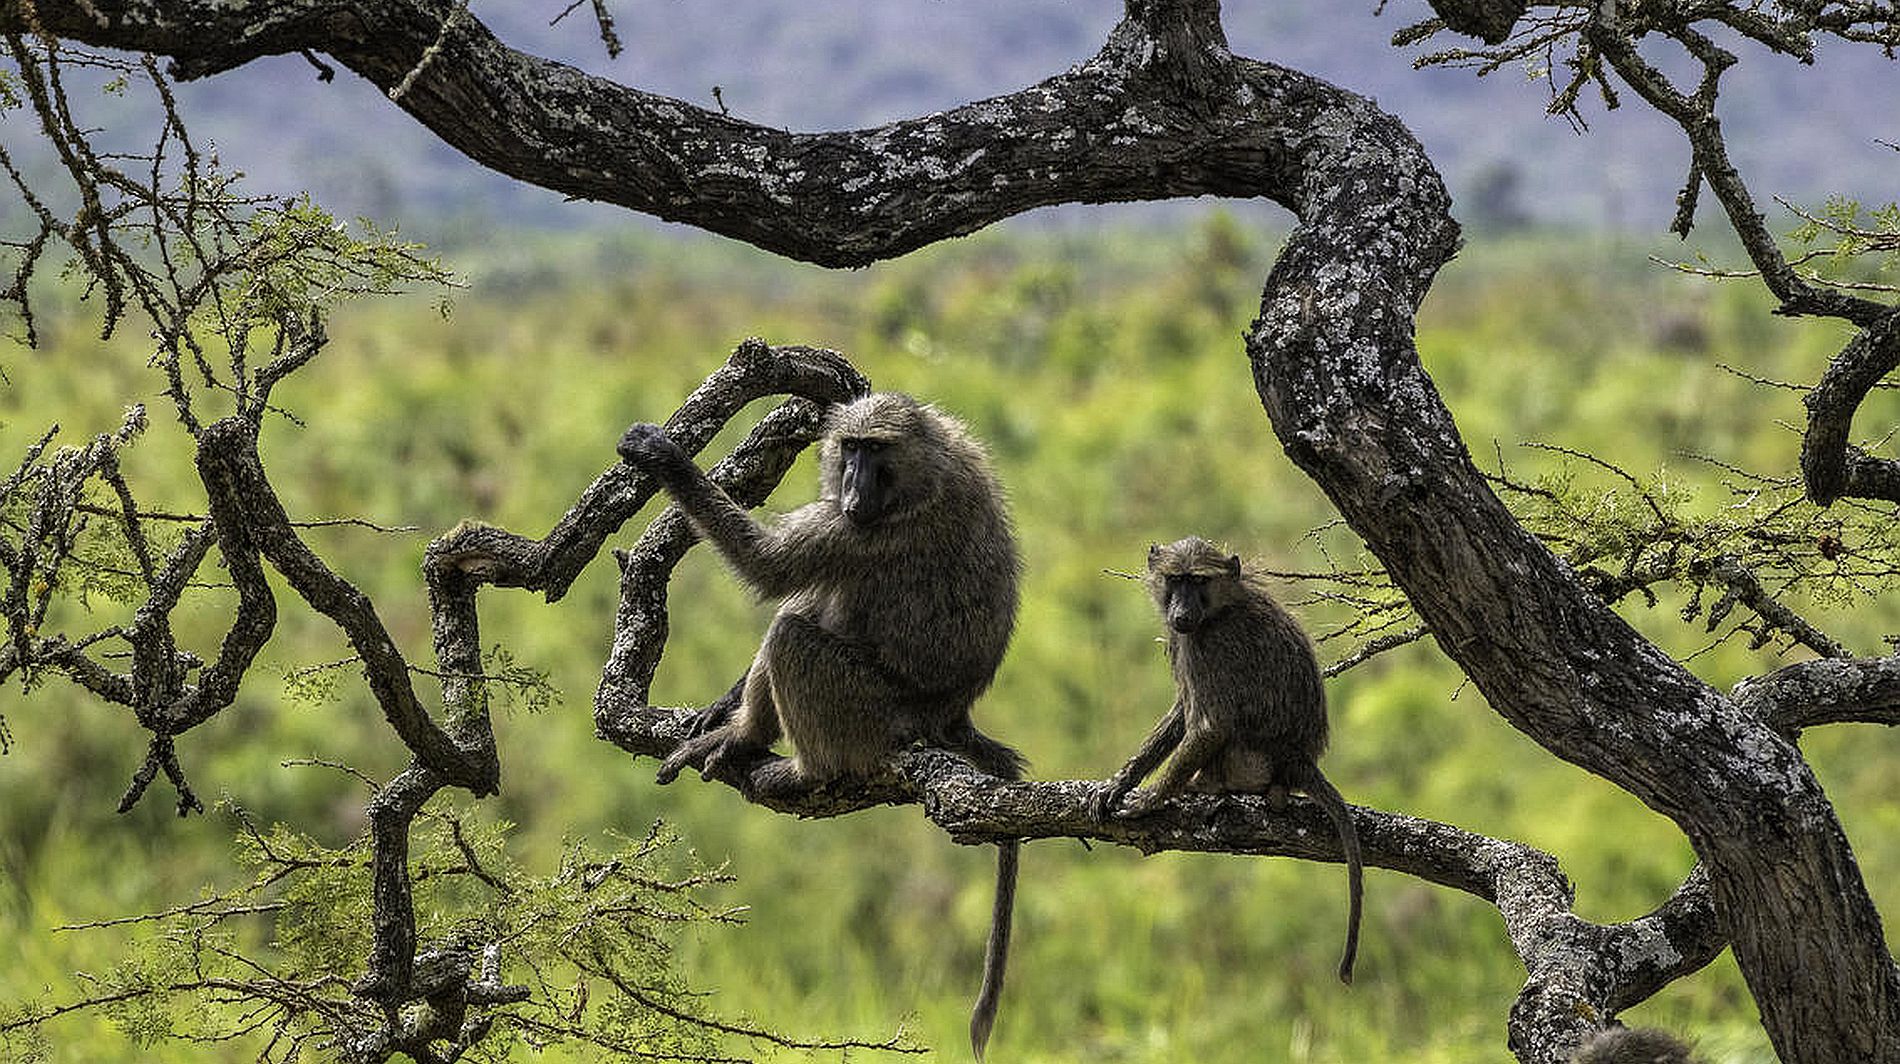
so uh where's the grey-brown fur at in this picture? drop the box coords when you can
[1572,1027,1700,1064]
[617,391,1024,1058]
[1091,536,1364,984]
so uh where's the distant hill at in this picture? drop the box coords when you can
[39,1,1900,239]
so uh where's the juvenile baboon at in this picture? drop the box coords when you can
[1571,1026,1700,1064]
[616,391,1024,1058]
[1092,536,1364,984]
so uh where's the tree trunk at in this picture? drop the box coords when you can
[1239,56,1900,1064]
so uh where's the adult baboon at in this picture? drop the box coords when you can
[617,391,1024,1057]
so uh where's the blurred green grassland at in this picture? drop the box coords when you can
[2,215,1897,1062]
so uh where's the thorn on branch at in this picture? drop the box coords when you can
[1802,311,1900,506]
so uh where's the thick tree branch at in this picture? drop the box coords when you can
[423,338,866,605]
[1236,15,1899,1062]
[5,0,1289,267]
[601,706,1723,1063]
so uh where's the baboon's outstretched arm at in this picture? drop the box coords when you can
[619,423,838,598]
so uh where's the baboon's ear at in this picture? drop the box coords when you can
[1148,543,1161,565]
[1225,554,1242,576]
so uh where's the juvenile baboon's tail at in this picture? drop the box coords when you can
[1302,767,1363,985]
[969,839,1019,1060]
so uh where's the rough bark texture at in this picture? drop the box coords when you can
[10,1,1900,1061]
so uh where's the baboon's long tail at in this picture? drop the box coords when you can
[1304,768,1363,984]
[969,839,1019,1060]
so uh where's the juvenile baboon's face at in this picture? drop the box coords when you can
[1146,537,1243,634]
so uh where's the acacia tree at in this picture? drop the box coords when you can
[1,1,1898,1062]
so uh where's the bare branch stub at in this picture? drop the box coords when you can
[1426,0,1529,45]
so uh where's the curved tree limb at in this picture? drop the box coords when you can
[10,0,1283,268]
[1583,13,1900,514]
[423,337,867,604]
[1238,29,1898,1064]
[601,700,1723,1064]
[1408,3,1900,514]
[1239,24,1899,1063]
[196,417,497,795]
[1802,311,1900,506]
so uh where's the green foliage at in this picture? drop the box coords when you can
[1496,447,1900,652]
[281,658,348,708]
[0,793,813,1063]
[477,644,559,717]
[233,197,458,326]
[0,42,457,417]
[1785,193,1900,288]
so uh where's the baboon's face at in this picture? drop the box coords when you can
[837,435,896,527]
[1158,571,1214,633]
[824,393,945,529]
[1146,537,1243,633]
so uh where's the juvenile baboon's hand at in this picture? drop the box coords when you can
[1118,787,1166,818]
[616,422,691,473]
[1090,775,1135,821]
